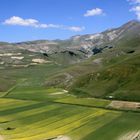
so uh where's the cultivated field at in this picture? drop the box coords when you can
[0,85,140,140]
[0,60,140,140]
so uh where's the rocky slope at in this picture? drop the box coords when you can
[0,20,140,102]
[0,20,140,66]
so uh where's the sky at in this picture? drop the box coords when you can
[0,0,140,42]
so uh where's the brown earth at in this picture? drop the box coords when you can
[108,100,140,110]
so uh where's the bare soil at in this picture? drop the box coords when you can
[108,100,140,110]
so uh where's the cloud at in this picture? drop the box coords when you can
[84,8,104,17]
[128,0,140,4]
[130,5,140,20]
[4,16,39,27]
[3,16,85,32]
[128,0,140,20]
[66,26,85,32]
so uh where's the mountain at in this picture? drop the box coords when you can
[0,20,140,140]
[65,21,140,101]
[0,21,140,99]
[0,20,140,66]
[14,20,140,54]
[43,20,140,102]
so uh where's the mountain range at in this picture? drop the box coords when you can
[0,20,140,140]
[0,20,140,65]
[0,20,140,102]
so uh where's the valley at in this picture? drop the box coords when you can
[0,20,140,140]
[0,85,140,140]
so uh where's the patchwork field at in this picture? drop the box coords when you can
[0,57,140,140]
[0,18,140,140]
[0,85,140,140]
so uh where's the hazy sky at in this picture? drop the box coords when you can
[0,0,139,42]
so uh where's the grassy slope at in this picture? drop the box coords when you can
[1,35,139,102]
[0,61,139,140]
[70,53,140,101]
[69,36,140,101]
[0,29,140,139]
[0,63,67,92]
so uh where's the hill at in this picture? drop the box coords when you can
[0,20,140,140]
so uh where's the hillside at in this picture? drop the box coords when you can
[1,20,140,66]
[0,20,140,140]
[0,20,140,100]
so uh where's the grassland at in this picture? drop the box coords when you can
[0,98,139,140]
[70,52,140,102]
[0,80,140,140]
[0,41,140,139]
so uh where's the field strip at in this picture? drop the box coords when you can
[0,100,36,112]
[0,106,58,123]
[3,105,87,132]
[0,105,75,129]
[54,99,140,113]
[2,93,140,114]
[3,96,140,114]
[56,96,110,107]
[9,110,108,140]
[7,109,98,139]
[26,110,107,140]
[108,100,140,111]
[50,90,68,95]
[2,107,88,135]
[0,102,49,117]
[0,98,36,105]
[68,112,121,140]
[0,104,60,124]
[53,101,121,112]
[10,89,68,95]
[4,109,86,137]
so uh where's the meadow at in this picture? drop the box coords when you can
[0,81,140,140]
[0,57,139,140]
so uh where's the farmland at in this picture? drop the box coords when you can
[0,20,140,140]
[0,80,140,140]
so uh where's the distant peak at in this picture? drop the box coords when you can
[123,20,140,26]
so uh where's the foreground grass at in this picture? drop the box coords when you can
[83,113,140,140]
[0,91,140,140]
[0,54,139,139]
[0,98,120,140]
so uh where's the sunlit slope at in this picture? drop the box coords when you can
[70,53,140,101]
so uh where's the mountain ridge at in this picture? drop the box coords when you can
[0,20,140,65]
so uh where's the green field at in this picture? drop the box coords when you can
[0,83,140,140]
[0,42,140,140]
